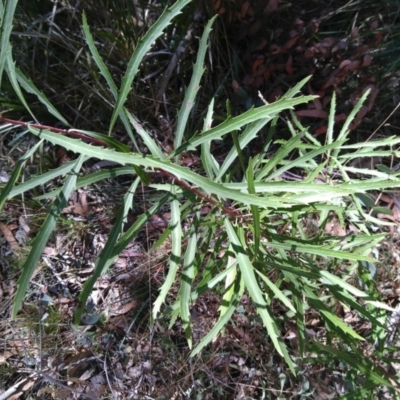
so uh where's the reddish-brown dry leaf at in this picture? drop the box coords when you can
[350,105,368,129]
[296,109,328,119]
[232,80,240,92]
[113,301,138,315]
[344,60,361,72]
[304,49,315,58]
[322,95,332,108]
[0,351,13,364]
[312,97,323,110]
[334,113,347,123]
[180,155,199,166]
[309,18,319,33]
[240,1,251,19]
[285,55,293,75]
[351,26,359,38]
[263,70,271,80]
[243,74,254,85]
[321,37,337,48]
[248,20,261,36]
[294,18,304,28]
[283,35,299,50]
[226,325,252,344]
[254,38,268,51]
[63,191,90,215]
[372,31,384,45]
[339,59,352,69]
[269,44,281,54]
[361,74,376,84]
[314,125,328,136]
[365,84,379,110]
[253,75,264,87]
[318,44,331,58]
[362,53,373,68]
[0,222,20,251]
[254,64,267,77]
[332,40,347,53]
[252,57,264,73]
[147,214,170,231]
[264,0,278,15]
[213,0,221,11]
[324,214,347,236]
[369,20,379,29]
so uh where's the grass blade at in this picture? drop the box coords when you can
[153,184,182,319]
[127,113,165,159]
[7,160,76,200]
[109,0,192,133]
[179,214,199,348]
[33,167,136,200]
[175,15,217,149]
[191,264,244,357]
[14,67,69,125]
[81,12,138,148]
[0,0,17,90]
[6,54,36,121]
[224,217,295,374]
[216,119,269,182]
[27,127,294,209]
[247,157,261,255]
[173,95,316,156]
[12,154,86,318]
[0,140,44,211]
[201,99,219,179]
[311,342,394,388]
[75,177,140,323]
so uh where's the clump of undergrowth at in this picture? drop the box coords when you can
[1,0,400,399]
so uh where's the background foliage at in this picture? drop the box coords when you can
[1,0,400,398]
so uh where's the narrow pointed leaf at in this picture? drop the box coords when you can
[109,0,192,133]
[12,154,86,318]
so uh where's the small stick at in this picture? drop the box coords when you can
[0,116,109,147]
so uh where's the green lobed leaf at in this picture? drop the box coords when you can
[153,185,182,319]
[7,160,76,200]
[27,127,292,209]
[312,342,394,388]
[191,265,244,358]
[33,167,136,201]
[0,0,17,90]
[6,53,36,121]
[224,218,295,374]
[81,12,138,149]
[179,214,199,348]
[109,0,192,133]
[175,15,217,149]
[14,67,69,125]
[217,119,270,182]
[173,93,316,157]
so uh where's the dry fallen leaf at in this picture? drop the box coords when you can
[0,221,20,251]
[0,351,13,364]
[63,190,90,215]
